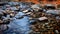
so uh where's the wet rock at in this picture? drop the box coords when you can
[3,12,7,17]
[45,23,49,25]
[3,18,11,24]
[8,2,19,6]
[55,30,59,34]
[15,12,26,17]
[0,12,3,19]
[38,17,48,21]
[37,17,48,23]
[44,4,56,10]
[30,20,36,25]
[23,10,29,13]
[16,16,24,19]
[10,13,15,18]
[0,25,8,31]
[5,10,11,14]
[31,4,42,12]
[10,7,18,11]
[27,8,33,12]
[0,20,3,24]
[29,17,33,20]
[31,4,41,9]
[26,12,32,15]
[56,16,60,20]
[4,4,10,8]
[46,10,60,16]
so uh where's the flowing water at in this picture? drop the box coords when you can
[3,12,32,34]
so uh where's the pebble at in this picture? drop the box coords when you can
[38,17,48,21]
[23,10,28,13]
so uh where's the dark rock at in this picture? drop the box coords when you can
[3,19,10,24]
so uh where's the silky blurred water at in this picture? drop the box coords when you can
[3,12,32,34]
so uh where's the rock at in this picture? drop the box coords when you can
[31,4,41,9]
[15,12,26,17]
[56,16,60,20]
[0,12,3,19]
[23,10,28,13]
[45,23,49,25]
[3,18,11,24]
[29,19,36,25]
[0,9,5,12]
[0,20,3,24]
[29,20,35,23]
[46,10,60,16]
[5,10,11,14]
[5,5,11,8]
[27,8,33,12]
[31,4,42,11]
[16,16,24,19]
[8,2,19,6]
[38,17,48,21]
[29,17,33,20]
[37,17,48,23]
[10,7,18,11]
[3,12,7,17]
[44,4,55,9]
[55,30,59,34]
[0,25,9,31]
[10,13,15,17]
[26,12,32,15]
